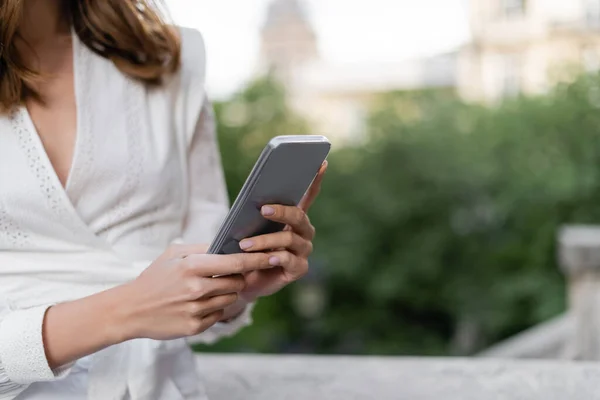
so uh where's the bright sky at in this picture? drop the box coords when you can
[166,0,471,98]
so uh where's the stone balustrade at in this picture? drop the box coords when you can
[195,226,600,399]
[196,354,600,399]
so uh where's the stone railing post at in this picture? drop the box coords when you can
[559,225,600,361]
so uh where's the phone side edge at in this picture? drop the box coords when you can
[207,145,274,254]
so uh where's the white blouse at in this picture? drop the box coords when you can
[0,28,253,399]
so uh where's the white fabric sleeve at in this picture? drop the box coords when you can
[0,304,74,396]
[182,97,255,344]
[181,96,230,244]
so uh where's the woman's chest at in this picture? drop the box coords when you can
[0,81,186,252]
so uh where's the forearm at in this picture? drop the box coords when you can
[43,284,130,370]
[43,279,249,369]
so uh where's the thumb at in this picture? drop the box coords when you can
[299,160,328,212]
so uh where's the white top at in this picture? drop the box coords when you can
[0,28,253,399]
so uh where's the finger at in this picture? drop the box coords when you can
[240,230,312,256]
[167,243,210,259]
[185,253,275,276]
[188,309,225,335]
[189,293,239,317]
[302,160,328,209]
[261,205,315,240]
[184,275,245,300]
[190,275,246,298]
[201,309,226,328]
[299,160,328,212]
[268,250,309,283]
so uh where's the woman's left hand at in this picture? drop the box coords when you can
[237,161,327,302]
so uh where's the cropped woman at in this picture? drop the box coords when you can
[0,1,325,398]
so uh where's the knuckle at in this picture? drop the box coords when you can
[281,272,295,284]
[211,309,225,322]
[305,241,314,255]
[299,259,310,276]
[174,261,190,277]
[232,256,245,273]
[263,252,273,265]
[185,319,204,336]
[168,244,187,259]
[224,292,239,305]
[279,251,292,265]
[286,252,295,264]
[294,208,306,225]
[165,245,179,258]
[181,256,197,271]
[186,302,202,316]
[259,253,272,269]
[186,278,205,297]
[284,230,295,247]
[238,276,248,291]
[231,275,246,291]
[289,261,309,282]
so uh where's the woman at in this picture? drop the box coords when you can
[0,1,326,399]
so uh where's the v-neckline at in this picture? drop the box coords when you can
[11,29,112,249]
[21,27,82,196]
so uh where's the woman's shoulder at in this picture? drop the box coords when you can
[176,27,208,91]
[155,27,209,145]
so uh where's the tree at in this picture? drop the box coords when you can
[198,72,600,356]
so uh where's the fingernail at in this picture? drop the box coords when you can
[262,206,275,216]
[269,256,280,266]
[239,240,253,250]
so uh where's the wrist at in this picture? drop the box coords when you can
[42,286,135,369]
[99,283,140,344]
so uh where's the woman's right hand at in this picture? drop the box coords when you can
[115,244,274,342]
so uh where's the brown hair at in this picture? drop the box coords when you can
[0,0,181,112]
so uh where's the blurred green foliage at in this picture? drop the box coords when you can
[195,73,600,356]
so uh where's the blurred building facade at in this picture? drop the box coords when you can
[259,0,455,141]
[259,0,600,140]
[259,0,319,84]
[458,0,600,102]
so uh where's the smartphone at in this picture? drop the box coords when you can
[208,135,331,255]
